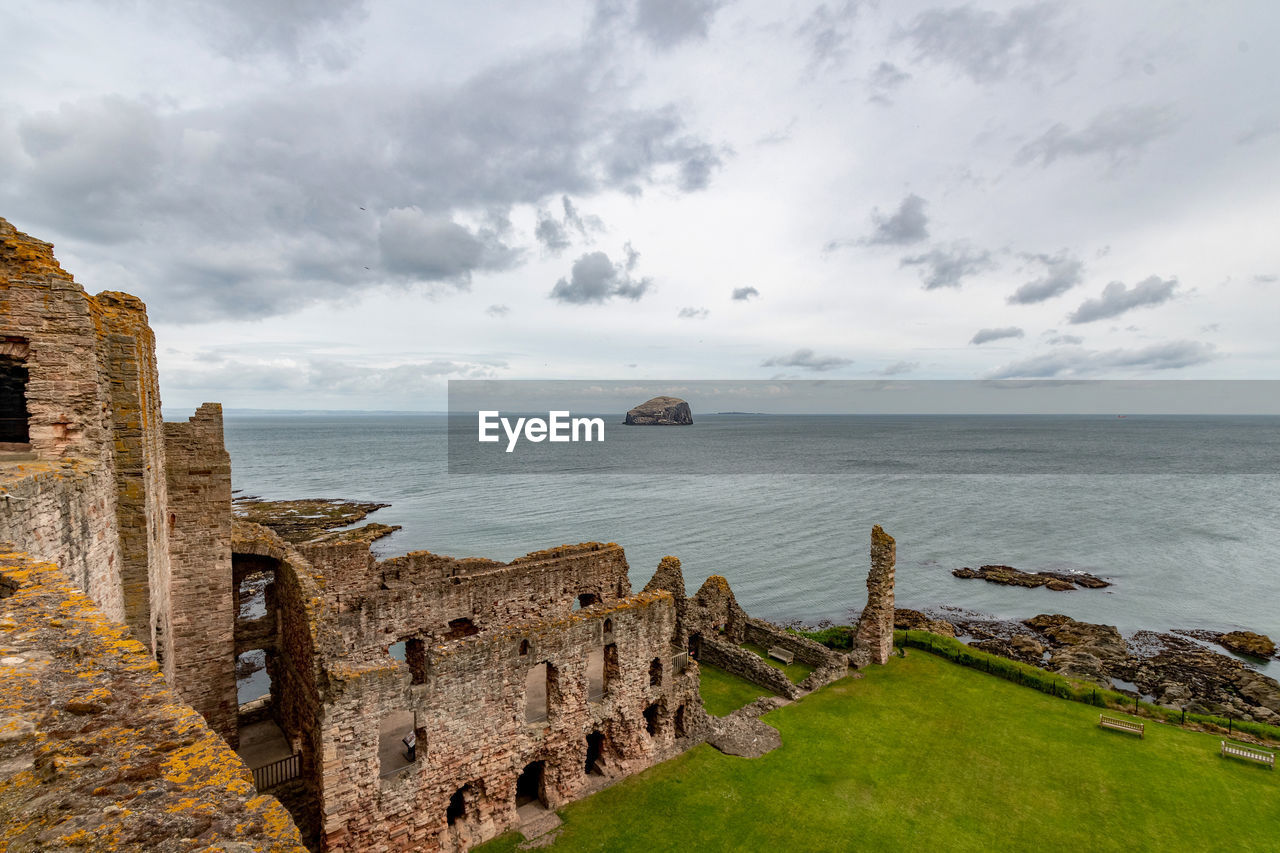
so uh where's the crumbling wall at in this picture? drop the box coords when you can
[642,554,687,644]
[854,524,896,666]
[93,291,173,652]
[318,592,699,853]
[687,573,749,644]
[0,546,307,852]
[165,403,237,744]
[333,542,634,662]
[700,634,799,700]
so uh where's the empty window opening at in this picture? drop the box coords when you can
[406,638,427,685]
[643,702,661,737]
[518,639,529,656]
[0,352,30,446]
[235,566,275,621]
[649,657,663,687]
[603,618,613,636]
[576,593,599,610]
[444,617,479,640]
[586,648,604,703]
[603,643,619,695]
[674,705,687,739]
[236,648,272,705]
[378,710,416,777]
[525,663,548,723]
[388,641,406,661]
[447,781,481,826]
[688,632,703,661]
[584,731,605,776]
[515,761,547,809]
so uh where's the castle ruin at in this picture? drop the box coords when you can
[0,217,893,851]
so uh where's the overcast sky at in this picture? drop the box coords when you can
[3,1,1277,411]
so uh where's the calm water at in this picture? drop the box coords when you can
[223,414,1280,668]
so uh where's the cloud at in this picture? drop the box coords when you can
[868,194,929,245]
[486,304,510,318]
[1046,334,1083,345]
[1068,275,1178,324]
[550,249,653,304]
[878,360,918,376]
[1236,116,1280,146]
[378,207,518,285]
[900,243,995,290]
[1,47,724,322]
[1016,104,1180,168]
[970,326,1025,345]
[868,61,911,104]
[534,212,571,253]
[632,0,726,50]
[761,348,852,372]
[899,2,1068,83]
[180,0,367,67]
[731,286,760,301]
[1007,252,1084,304]
[678,306,709,319]
[797,2,861,70]
[1253,274,1277,284]
[534,196,602,254]
[987,341,1217,378]
[167,354,504,395]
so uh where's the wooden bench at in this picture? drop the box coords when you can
[1221,741,1275,769]
[1098,714,1144,738]
[767,646,795,665]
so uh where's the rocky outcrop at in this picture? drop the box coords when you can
[1219,630,1277,659]
[233,496,398,544]
[952,564,1110,591]
[894,608,956,637]
[623,396,693,425]
[854,525,896,665]
[971,634,1045,666]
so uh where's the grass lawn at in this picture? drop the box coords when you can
[741,641,817,684]
[478,650,1280,852]
[697,662,773,716]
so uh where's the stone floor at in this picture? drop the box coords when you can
[235,719,294,769]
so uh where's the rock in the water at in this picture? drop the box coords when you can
[952,564,1110,591]
[623,396,693,425]
[894,608,956,637]
[1218,630,1277,658]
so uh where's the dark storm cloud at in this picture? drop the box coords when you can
[1067,275,1178,324]
[1016,104,1180,168]
[378,208,519,285]
[179,0,367,66]
[761,348,853,372]
[1007,252,1084,304]
[899,3,1067,83]
[868,194,929,245]
[678,306,709,319]
[550,250,653,304]
[970,326,1024,345]
[900,243,995,290]
[1,48,723,321]
[632,0,727,50]
[797,2,861,69]
[988,341,1217,378]
[731,286,759,301]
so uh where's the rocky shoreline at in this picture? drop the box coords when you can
[951,564,1111,591]
[891,607,1280,725]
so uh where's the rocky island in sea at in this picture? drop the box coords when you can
[623,395,693,425]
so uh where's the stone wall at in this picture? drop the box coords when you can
[854,525,896,666]
[318,591,700,852]
[165,403,237,745]
[700,634,799,700]
[0,546,307,852]
[329,542,634,664]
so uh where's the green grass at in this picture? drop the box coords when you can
[697,662,773,716]
[741,641,817,684]
[479,650,1280,853]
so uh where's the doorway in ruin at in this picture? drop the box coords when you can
[649,657,663,686]
[643,702,661,737]
[674,705,687,739]
[447,780,482,826]
[236,648,273,706]
[586,648,604,703]
[0,348,30,447]
[584,731,605,776]
[515,761,547,808]
[378,710,416,777]
[688,632,703,661]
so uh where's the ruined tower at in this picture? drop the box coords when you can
[855,525,896,665]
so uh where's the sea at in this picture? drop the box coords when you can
[223,413,1280,678]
